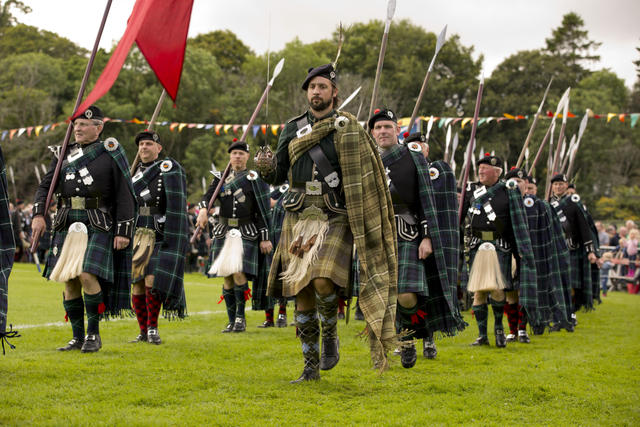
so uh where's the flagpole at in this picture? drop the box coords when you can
[31,0,113,254]
[130,89,167,174]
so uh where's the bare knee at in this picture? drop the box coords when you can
[78,272,101,294]
[473,291,488,305]
[64,279,82,299]
[490,289,505,302]
[232,272,247,285]
[223,276,234,290]
[144,275,155,289]
[397,292,418,308]
[312,278,335,296]
[132,280,145,295]
[296,285,316,311]
[505,290,518,304]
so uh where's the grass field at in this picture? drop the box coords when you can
[1,262,639,426]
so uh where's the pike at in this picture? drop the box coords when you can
[365,0,396,130]
[559,134,575,173]
[566,111,589,178]
[31,0,113,254]
[449,130,459,170]
[546,88,571,199]
[527,87,570,176]
[407,25,448,133]
[337,86,362,111]
[190,57,285,244]
[515,77,553,168]
[443,125,451,163]
[457,74,484,222]
[129,89,168,174]
[34,165,41,183]
[425,115,435,142]
[8,166,16,202]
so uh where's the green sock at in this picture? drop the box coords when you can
[491,299,506,332]
[234,283,249,319]
[295,308,320,371]
[473,304,488,338]
[63,296,85,339]
[315,292,338,340]
[84,291,103,335]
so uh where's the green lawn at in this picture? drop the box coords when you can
[1,262,639,426]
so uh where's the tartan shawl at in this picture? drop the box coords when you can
[288,111,398,365]
[543,201,572,322]
[100,143,136,317]
[524,195,565,329]
[0,144,15,334]
[147,158,188,318]
[247,174,273,311]
[473,182,538,324]
[407,150,464,334]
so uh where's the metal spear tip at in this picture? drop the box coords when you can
[436,25,448,52]
[387,0,397,20]
[268,58,285,86]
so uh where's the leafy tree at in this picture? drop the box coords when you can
[629,44,640,112]
[188,30,253,73]
[545,12,601,74]
[0,24,86,60]
[0,0,30,30]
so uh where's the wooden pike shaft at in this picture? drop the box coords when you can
[527,120,554,175]
[31,0,113,254]
[366,21,391,130]
[546,120,568,199]
[407,70,432,133]
[130,89,168,174]
[457,79,484,222]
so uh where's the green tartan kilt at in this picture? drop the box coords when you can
[210,229,259,279]
[397,236,427,295]
[44,210,114,283]
[569,248,590,290]
[468,241,514,291]
[268,202,353,297]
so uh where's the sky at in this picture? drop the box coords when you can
[16,0,640,88]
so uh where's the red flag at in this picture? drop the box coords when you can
[74,0,193,118]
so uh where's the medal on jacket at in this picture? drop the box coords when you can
[79,167,93,186]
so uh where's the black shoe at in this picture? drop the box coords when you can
[532,325,545,335]
[518,331,531,343]
[495,330,507,348]
[290,367,320,384]
[564,322,575,333]
[232,317,246,332]
[549,323,562,332]
[400,342,417,368]
[221,323,234,333]
[337,312,345,320]
[128,333,148,343]
[471,336,489,346]
[423,339,437,359]
[80,334,102,353]
[354,308,364,321]
[319,337,340,370]
[257,320,274,328]
[147,328,162,345]
[57,337,84,351]
[276,313,288,327]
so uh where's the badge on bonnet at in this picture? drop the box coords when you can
[84,109,93,119]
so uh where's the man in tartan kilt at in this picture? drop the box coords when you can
[255,64,397,382]
[129,131,188,345]
[31,106,135,353]
[257,184,290,328]
[461,154,537,348]
[549,173,598,324]
[196,139,272,333]
[369,110,464,368]
[1,143,18,350]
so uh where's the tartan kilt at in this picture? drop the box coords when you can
[569,247,593,310]
[350,253,361,297]
[467,241,514,291]
[131,240,162,282]
[268,203,353,298]
[45,210,114,283]
[210,229,259,279]
[397,236,427,295]
[44,209,131,316]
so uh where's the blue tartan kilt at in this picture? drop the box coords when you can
[397,236,427,295]
[210,229,259,279]
[569,248,590,290]
[44,210,114,283]
[468,241,514,291]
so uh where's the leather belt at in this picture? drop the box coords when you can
[472,230,500,241]
[219,216,252,227]
[290,181,331,195]
[59,196,105,210]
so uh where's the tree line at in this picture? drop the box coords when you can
[1,1,639,218]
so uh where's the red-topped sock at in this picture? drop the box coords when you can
[504,303,519,335]
[146,287,162,329]
[265,308,274,322]
[132,293,148,334]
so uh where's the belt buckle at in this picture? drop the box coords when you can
[228,218,239,227]
[305,181,322,195]
[481,231,494,241]
[70,197,85,209]
[139,206,151,216]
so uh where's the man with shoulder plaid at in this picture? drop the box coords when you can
[129,130,188,345]
[370,110,465,368]
[31,106,135,353]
